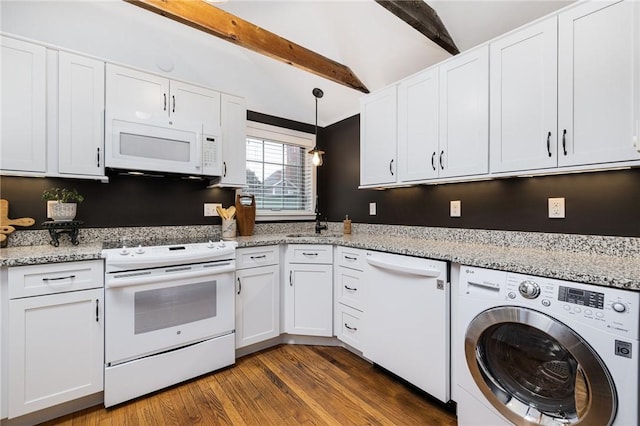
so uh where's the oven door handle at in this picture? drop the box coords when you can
[106,263,236,288]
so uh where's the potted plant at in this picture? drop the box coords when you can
[42,188,84,221]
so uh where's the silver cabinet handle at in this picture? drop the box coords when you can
[344,323,357,331]
[344,285,357,291]
[237,277,242,295]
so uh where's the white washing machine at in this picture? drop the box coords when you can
[454,266,639,426]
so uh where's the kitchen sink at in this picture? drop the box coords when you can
[285,233,343,238]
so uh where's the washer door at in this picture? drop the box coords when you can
[465,306,616,425]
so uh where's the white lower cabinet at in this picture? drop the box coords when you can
[284,245,333,337]
[6,261,104,419]
[235,246,280,348]
[334,247,366,351]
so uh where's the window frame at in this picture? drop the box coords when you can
[241,121,317,221]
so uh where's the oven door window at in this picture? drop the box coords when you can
[465,306,616,425]
[135,281,216,334]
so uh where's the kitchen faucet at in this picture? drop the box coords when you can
[314,196,328,234]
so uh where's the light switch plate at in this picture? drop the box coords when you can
[369,202,376,216]
[450,200,461,217]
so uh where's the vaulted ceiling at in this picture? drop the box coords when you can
[0,0,574,127]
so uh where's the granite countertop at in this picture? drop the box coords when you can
[2,232,639,291]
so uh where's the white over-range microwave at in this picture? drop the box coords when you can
[105,119,220,177]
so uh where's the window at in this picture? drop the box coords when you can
[243,122,316,220]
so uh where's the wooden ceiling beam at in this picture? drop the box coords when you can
[375,0,459,56]
[125,0,369,93]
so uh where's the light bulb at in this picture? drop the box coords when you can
[312,151,323,166]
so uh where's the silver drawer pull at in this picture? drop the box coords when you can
[344,256,357,261]
[250,255,267,259]
[42,275,76,282]
[344,285,357,291]
[344,323,357,331]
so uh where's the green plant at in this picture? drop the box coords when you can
[42,188,84,203]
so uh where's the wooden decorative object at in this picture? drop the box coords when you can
[0,199,36,247]
[235,194,256,237]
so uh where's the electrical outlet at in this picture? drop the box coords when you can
[450,200,461,217]
[204,203,222,217]
[548,197,565,219]
[369,202,376,216]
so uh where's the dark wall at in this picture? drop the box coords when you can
[0,174,235,229]
[318,115,640,237]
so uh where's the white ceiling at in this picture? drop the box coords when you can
[0,0,573,128]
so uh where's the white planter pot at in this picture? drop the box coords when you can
[50,202,77,221]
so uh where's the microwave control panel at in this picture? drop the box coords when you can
[202,134,220,175]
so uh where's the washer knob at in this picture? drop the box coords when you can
[518,280,540,299]
[612,302,627,313]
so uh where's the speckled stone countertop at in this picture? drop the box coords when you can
[2,223,639,291]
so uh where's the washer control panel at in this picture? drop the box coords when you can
[461,266,640,340]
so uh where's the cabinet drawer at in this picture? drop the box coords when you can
[8,260,104,299]
[336,304,363,351]
[236,245,279,269]
[335,266,364,311]
[286,244,333,264]
[335,247,365,270]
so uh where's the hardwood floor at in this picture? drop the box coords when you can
[41,345,457,425]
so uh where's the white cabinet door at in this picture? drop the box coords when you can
[439,46,489,178]
[558,0,640,166]
[170,80,220,135]
[360,85,397,186]
[490,17,558,173]
[397,68,439,182]
[58,52,105,176]
[284,263,333,337]
[236,264,280,348]
[8,288,103,418]
[105,64,169,127]
[219,93,247,187]
[0,36,46,173]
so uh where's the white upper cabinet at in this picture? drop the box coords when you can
[0,36,47,173]
[170,79,221,135]
[490,17,558,173]
[360,85,398,186]
[397,68,439,182]
[558,0,640,167]
[58,52,105,176]
[218,93,247,187]
[105,64,169,128]
[439,45,489,178]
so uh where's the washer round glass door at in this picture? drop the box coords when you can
[465,306,616,426]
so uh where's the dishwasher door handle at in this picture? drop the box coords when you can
[366,257,441,278]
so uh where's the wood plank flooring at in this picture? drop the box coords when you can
[41,345,457,425]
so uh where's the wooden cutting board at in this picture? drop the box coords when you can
[235,195,256,236]
[0,199,35,247]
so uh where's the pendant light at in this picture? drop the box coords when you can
[308,88,324,166]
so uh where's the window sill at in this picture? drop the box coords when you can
[256,212,316,222]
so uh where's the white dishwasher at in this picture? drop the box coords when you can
[364,250,450,403]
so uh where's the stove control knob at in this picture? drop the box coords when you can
[219,240,226,248]
[207,240,215,248]
[518,280,540,299]
[612,302,627,313]
[135,245,145,254]
[120,246,129,256]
